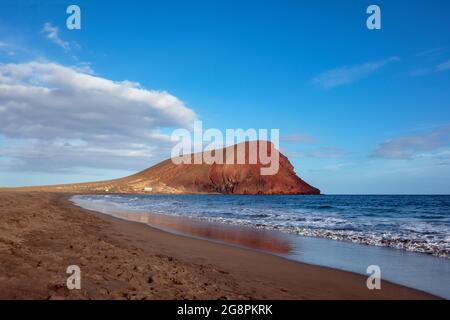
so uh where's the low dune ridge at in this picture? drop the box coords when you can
[6,141,320,195]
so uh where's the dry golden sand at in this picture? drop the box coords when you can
[0,192,439,300]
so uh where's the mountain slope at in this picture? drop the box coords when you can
[8,141,320,195]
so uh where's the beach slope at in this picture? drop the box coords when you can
[0,192,437,299]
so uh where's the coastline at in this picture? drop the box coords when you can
[0,191,439,299]
[71,194,450,299]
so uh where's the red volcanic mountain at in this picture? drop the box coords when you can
[11,141,320,195]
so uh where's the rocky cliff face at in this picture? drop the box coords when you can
[10,141,320,195]
[119,141,320,195]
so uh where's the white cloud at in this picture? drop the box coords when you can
[372,126,450,160]
[0,61,197,171]
[0,41,17,56]
[308,162,354,172]
[312,57,399,89]
[410,59,450,76]
[416,47,446,58]
[436,59,450,72]
[42,22,70,52]
[288,147,346,159]
[281,134,316,143]
[71,61,95,75]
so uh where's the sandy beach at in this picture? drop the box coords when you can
[0,191,439,300]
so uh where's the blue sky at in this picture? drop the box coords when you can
[0,0,449,194]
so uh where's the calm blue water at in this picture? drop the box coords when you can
[73,194,450,258]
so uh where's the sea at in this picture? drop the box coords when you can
[72,194,450,299]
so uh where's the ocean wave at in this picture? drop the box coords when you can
[72,194,450,259]
[199,217,450,258]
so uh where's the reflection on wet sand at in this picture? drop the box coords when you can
[112,210,291,254]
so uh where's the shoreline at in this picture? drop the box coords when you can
[0,191,440,299]
[70,195,293,255]
[71,193,450,259]
[71,194,450,299]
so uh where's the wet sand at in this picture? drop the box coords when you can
[0,191,439,299]
[71,198,292,254]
